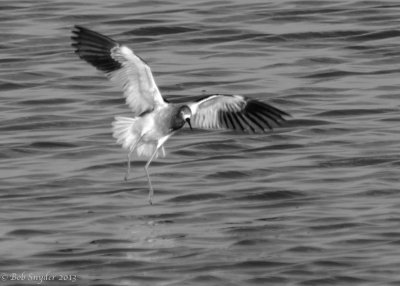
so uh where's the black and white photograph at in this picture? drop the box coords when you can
[1,0,400,285]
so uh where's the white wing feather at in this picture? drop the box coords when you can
[188,94,288,133]
[72,27,289,133]
[108,46,167,115]
[72,26,167,116]
[188,95,245,129]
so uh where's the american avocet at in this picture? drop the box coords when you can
[71,25,289,204]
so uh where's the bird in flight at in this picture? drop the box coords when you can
[71,25,289,204]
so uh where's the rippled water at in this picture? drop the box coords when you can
[1,0,400,285]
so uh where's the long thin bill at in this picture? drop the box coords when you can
[186,118,192,130]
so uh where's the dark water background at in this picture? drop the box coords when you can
[1,0,400,285]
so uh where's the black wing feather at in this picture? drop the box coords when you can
[190,94,289,133]
[71,25,122,73]
[236,112,256,133]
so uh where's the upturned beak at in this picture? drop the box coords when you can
[186,118,192,131]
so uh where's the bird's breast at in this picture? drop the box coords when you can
[139,108,172,142]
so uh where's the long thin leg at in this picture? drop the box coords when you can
[161,146,166,157]
[144,135,171,205]
[144,147,160,205]
[124,136,143,181]
[124,149,134,181]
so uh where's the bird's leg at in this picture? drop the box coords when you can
[142,135,171,205]
[124,136,143,181]
[144,136,171,205]
[161,146,166,157]
[144,147,160,205]
[124,150,134,181]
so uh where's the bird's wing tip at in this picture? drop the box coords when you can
[72,25,84,31]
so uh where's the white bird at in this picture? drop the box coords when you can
[71,25,289,204]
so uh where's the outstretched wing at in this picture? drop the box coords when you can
[71,25,167,116]
[188,94,289,133]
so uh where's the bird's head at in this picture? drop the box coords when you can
[177,105,192,130]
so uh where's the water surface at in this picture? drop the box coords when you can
[1,0,400,285]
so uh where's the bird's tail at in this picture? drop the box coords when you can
[111,116,163,158]
[112,116,140,151]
